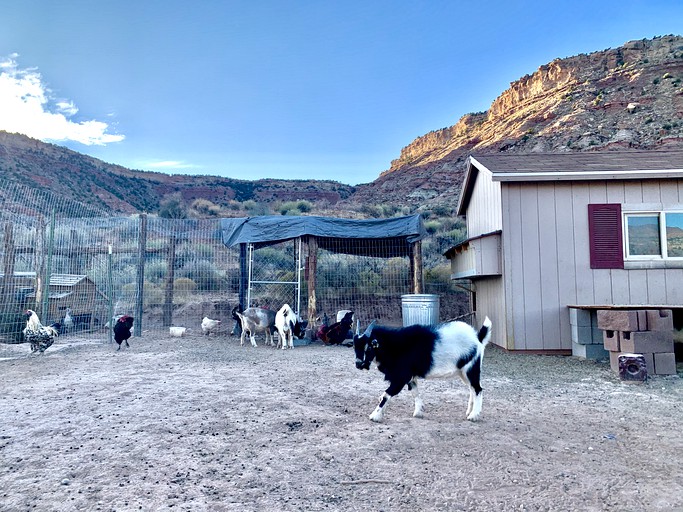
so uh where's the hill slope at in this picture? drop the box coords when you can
[1,35,682,216]
[347,35,683,209]
[0,131,355,215]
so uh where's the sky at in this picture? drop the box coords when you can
[0,1,682,186]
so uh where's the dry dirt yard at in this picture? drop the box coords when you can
[1,330,682,512]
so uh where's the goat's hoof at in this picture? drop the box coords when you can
[413,410,424,418]
[466,413,480,422]
[369,412,383,423]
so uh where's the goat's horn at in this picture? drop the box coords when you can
[362,320,376,338]
[355,319,360,336]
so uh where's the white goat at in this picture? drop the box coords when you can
[234,307,276,347]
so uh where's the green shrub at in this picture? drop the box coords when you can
[174,277,197,295]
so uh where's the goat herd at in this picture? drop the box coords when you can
[201,303,494,424]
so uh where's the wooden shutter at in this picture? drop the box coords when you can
[588,204,624,269]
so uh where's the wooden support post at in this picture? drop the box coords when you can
[34,217,46,311]
[410,240,424,294]
[1,222,16,311]
[307,236,318,326]
[135,213,147,336]
[163,234,177,327]
[69,229,80,274]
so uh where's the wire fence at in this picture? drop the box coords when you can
[0,181,468,344]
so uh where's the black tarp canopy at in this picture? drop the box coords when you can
[220,214,425,257]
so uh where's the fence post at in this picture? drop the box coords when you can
[135,213,147,336]
[239,243,247,309]
[410,240,423,294]
[307,236,317,326]
[69,229,80,274]
[107,244,114,345]
[1,222,16,310]
[41,209,56,321]
[163,234,177,327]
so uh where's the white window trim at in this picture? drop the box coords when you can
[623,210,683,261]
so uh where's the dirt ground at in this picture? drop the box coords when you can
[1,329,682,512]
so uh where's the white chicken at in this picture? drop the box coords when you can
[201,317,221,336]
[62,307,74,333]
[23,309,59,354]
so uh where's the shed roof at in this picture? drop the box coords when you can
[458,150,683,215]
[0,273,89,287]
[220,215,426,257]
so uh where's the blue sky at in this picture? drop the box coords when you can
[0,1,682,185]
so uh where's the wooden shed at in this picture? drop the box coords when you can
[446,150,683,354]
[24,273,108,327]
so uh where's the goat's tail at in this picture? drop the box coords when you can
[477,316,492,345]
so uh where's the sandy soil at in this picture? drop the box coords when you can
[1,331,682,512]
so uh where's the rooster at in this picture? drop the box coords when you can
[201,317,222,336]
[315,312,329,340]
[23,309,59,354]
[114,315,134,351]
[319,311,354,345]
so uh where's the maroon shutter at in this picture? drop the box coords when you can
[588,204,624,269]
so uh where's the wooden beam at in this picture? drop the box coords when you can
[135,213,147,336]
[410,241,423,294]
[1,222,16,305]
[163,234,177,327]
[307,236,318,326]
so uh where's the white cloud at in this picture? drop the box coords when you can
[146,160,196,169]
[0,55,124,145]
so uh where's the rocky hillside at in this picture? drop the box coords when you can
[0,131,355,215]
[348,34,683,209]
[1,35,682,217]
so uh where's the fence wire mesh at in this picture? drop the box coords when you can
[0,180,467,345]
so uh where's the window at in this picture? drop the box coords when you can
[624,211,683,260]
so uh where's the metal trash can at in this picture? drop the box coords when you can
[401,294,440,327]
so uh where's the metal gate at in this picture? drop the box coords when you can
[246,238,303,313]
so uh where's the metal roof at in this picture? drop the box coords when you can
[458,150,683,215]
[471,150,683,177]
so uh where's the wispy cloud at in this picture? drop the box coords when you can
[146,161,197,170]
[0,54,124,145]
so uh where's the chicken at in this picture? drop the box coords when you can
[315,312,329,340]
[319,311,354,345]
[62,307,74,334]
[23,309,59,354]
[201,317,222,335]
[114,315,134,351]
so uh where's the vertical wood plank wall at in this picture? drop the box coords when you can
[466,168,506,347]
[501,178,683,350]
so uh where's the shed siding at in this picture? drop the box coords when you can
[473,278,506,349]
[501,178,683,351]
[466,165,506,348]
[467,167,503,235]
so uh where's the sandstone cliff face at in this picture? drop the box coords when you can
[349,35,683,209]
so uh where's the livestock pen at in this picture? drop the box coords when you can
[0,181,467,343]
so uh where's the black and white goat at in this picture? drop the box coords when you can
[353,316,492,422]
[274,304,307,349]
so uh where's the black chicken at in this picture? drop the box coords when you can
[114,315,134,351]
[23,309,60,354]
[319,311,354,345]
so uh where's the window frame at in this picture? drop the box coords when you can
[623,210,683,261]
